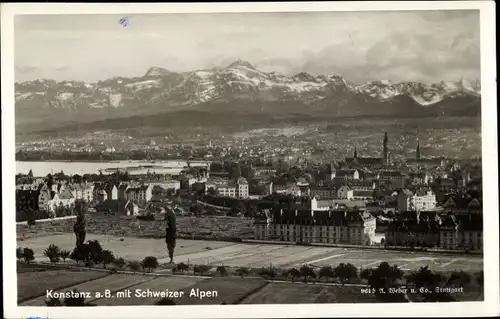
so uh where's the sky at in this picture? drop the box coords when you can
[14,10,480,84]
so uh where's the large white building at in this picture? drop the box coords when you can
[254,208,376,246]
[397,188,437,212]
[206,177,249,199]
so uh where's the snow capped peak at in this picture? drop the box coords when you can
[144,66,172,77]
[292,72,316,82]
[227,59,255,70]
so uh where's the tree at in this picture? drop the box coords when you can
[360,268,372,281]
[45,297,63,307]
[447,270,471,287]
[70,244,90,265]
[299,265,316,282]
[288,268,301,282]
[99,250,115,269]
[216,266,228,277]
[318,266,334,281]
[156,298,176,305]
[60,250,71,263]
[235,267,250,278]
[113,257,126,270]
[128,260,142,272]
[72,174,82,184]
[16,248,23,262]
[175,262,189,273]
[44,244,61,263]
[334,263,358,285]
[87,240,104,264]
[22,248,35,263]
[406,266,453,302]
[193,265,212,276]
[63,289,86,306]
[141,256,159,273]
[475,270,484,286]
[367,262,406,302]
[27,169,34,178]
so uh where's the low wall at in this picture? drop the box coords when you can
[196,200,231,211]
[16,215,77,226]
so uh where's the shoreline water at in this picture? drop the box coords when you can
[16,160,209,176]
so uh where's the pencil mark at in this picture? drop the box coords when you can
[119,17,130,27]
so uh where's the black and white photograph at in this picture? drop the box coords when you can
[2,2,498,319]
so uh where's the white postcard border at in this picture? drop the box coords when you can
[2,2,498,318]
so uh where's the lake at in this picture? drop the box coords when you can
[16,160,209,177]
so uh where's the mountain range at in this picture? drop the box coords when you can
[15,60,481,134]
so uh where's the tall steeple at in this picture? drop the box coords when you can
[383,132,389,165]
[416,141,421,161]
[354,145,357,158]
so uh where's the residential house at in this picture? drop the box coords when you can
[273,183,302,197]
[38,185,53,212]
[117,182,129,201]
[253,165,277,177]
[124,201,141,216]
[93,182,118,203]
[16,190,40,221]
[397,188,437,212]
[442,197,482,216]
[335,169,360,180]
[408,172,432,186]
[337,185,354,200]
[352,190,374,200]
[126,184,153,205]
[48,188,76,212]
[310,186,336,200]
[378,171,406,189]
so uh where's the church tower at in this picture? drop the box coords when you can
[416,141,421,161]
[383,132,389,165]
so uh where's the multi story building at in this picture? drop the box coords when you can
[38,185,53,212]
[273,183,302,196]
[254,208,376,246]
[310,186,336,200]
[439,213,483,251]
[337,185,354,200]
[385,212,441,247]
[205,177,249,199]
[48,188,76,212]
[397,188,437,212]
[378,171,406,189]
[126,184,153,204]
[442,197,482,216]
[93,182,118,203]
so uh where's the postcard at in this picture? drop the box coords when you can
[2,1,498,318]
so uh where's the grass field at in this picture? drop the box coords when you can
[17,233,484,272]
[240,282,379,304]
[17,269,109,303]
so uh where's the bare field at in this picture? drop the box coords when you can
[17,233,483,272]
[17,214,254,241]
